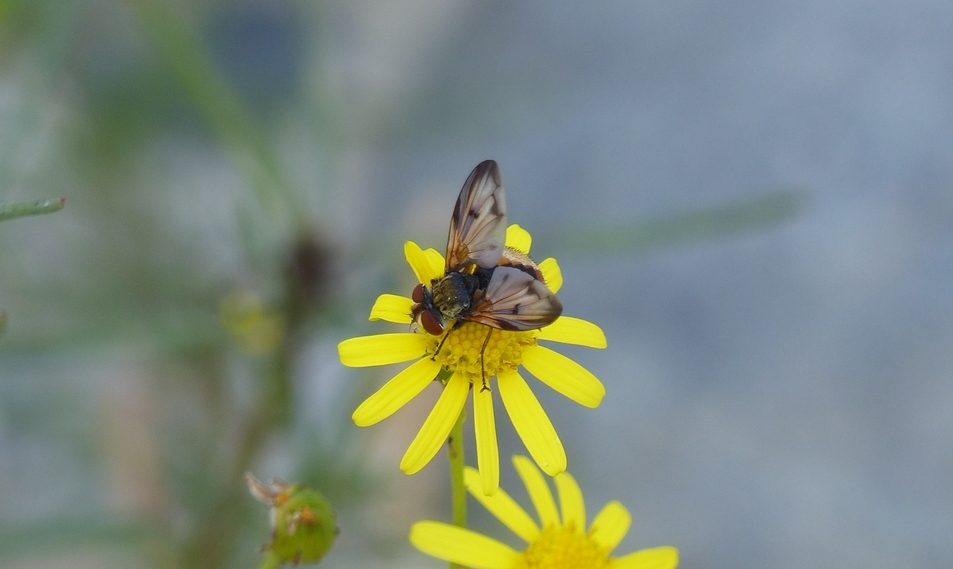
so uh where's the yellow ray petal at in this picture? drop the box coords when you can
[610,546,680,569]
[521,345,605,408]
[498,370,566,476]
[589,501,631,552]
[538,257,562,293]
[555,471,586,532]
[464,467,540,543]
[338,333,429,367]
[505,224,532,254]
[513,455,559,528]
[473,387,500,495]
[410,521,520,569]
[369,293,414,324]
[352,358,442,426]
[404,240,444,284]
[537,316,607,349]
[400,374,469,475]
[423,247,445,273]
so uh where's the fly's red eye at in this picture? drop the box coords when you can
[412,283,425,303]
[420,310,444,335]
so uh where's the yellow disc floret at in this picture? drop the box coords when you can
[519,525,610,569]
[426,322,538,385]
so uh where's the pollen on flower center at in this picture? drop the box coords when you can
[425,322,537,385]
[519,525,610,569]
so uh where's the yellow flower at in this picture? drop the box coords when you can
[338,225,607,494]
[410,455,679,569]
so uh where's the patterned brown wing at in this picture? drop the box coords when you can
[445,160,507,271]
[464,266,562,331]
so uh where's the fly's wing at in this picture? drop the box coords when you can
[445,160,507,271]
[465,266,562,331]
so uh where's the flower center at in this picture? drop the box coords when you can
[519,525,610,569]
[425,322,537,385]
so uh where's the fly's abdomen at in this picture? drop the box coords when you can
[500,247,544,281]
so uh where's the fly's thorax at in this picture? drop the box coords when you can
[431,271,477,320]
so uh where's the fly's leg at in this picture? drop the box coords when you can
[479,328,493,392]
[431,326,453,359]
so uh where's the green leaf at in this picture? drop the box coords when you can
[0,197,65,222]
[545,190,804,255]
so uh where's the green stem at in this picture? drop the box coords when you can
[0,198,66,222]
[256,552,282,569]
[129,0,302,225]
[182,326,296,568]
[448,407,467,569]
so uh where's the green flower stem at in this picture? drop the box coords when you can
[436,368,467,568]
[0,198,65,222]
[257,552,282,569]
[448,407,467,569]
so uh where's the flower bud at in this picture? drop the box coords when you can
[246,473,337,565]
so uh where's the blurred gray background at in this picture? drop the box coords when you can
[1,1,951,567]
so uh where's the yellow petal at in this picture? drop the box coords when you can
[505,224,532,254]
[498,370,566,476]
[352,358,441,426]
[473,387,500,495]
[610,546,680,569]
[400,374,469,475]
[338,333,429,367]
[404,240,444,284]
[555,471,586,532]
[589,501,631,552]
[464,467,540,543]
[521,345,606,408]
[537,316,607,349]
[538,257,562,293]
[410,521,520,569]
[513,455,559,529]
[423,247,445,272]
[369,294,414,324]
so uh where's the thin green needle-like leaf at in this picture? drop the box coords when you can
[354,190,803,268]
[544,190,804,255]
[0,198,66,222]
